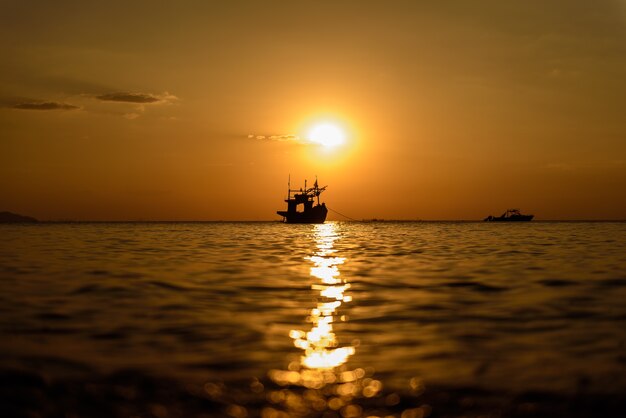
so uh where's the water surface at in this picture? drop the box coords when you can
[1,221,625,416]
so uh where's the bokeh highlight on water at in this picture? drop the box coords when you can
[1,221,626,417]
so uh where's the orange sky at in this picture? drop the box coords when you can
[1,1,625,220]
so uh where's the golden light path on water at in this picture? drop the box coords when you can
[261,224,433,418]
[290,223,355,369]
[269,223,362,393]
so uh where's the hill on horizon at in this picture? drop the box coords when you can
[0,211,38,223]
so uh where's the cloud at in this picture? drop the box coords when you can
[11,101,80,110]
[96,92,159,103]
[545,160,625,171]
[545,162,574,171]
[93,91,178,119]
[123,112,141,120]
[248,134,301,142]
[96,92,178,104]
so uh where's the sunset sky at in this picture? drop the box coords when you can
[1,1,625,220]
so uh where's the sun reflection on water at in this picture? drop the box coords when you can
[266,223,387,415]
[257,223,428,417]
[291,223,355,370]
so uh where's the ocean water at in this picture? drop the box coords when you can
[1,221,626,417]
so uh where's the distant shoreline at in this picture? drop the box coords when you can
[0,211,38,223]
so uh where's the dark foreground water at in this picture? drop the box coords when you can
[1,221,626,417]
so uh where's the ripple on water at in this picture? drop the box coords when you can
[0,221,625,413]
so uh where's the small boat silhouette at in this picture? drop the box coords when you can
[484,209,533,222]
[277,177,328,224]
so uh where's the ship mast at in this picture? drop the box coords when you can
[315,176,320,205]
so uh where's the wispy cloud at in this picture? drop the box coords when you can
[545,160,625,171]
[545,162,574,171]
[10,101,80,111]
[248,134,302,142]
[95,92,178,104]
[93,91,179,119]
[2,89,177,119]
[123,112,141,120]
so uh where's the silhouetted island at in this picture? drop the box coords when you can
[0,211,38,223]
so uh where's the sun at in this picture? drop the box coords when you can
[308,123,346,148]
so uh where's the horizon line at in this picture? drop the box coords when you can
[5,219,626,223]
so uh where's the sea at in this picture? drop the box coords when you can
[1,221,626,417]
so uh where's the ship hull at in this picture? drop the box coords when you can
[484,215,534,222]
[277,204,328,224]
